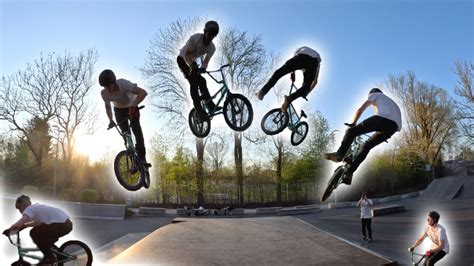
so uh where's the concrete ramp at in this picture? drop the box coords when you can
[419,176,464,200]
[453,176,474,199]
[108,217,393,265]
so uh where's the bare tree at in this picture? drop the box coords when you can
[55,49,99,183]
[216,27,268,205]
[0,54,62,170]
[206,132,229,172]
[141,17,210,204]
[1,50,98,184]
[453,60,473,144]
[385,72,458,178]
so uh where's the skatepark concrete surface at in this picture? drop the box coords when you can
[107,216,394,265]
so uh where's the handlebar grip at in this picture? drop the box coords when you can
[221,64,230,68]
[138,105,145,110]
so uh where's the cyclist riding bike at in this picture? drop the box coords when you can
[177,20,221,119]
[409,211,450,266]
[4,195,73,265]
[324,88,402,185]
[256,46,321,112]
[100,69,149,167]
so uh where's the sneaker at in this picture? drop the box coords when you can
[324,152,343,162]
[368,238,372,242]
[255,91,264,101]
[362,237,367,241]
[342,171,353,185]
[280,95,290,112]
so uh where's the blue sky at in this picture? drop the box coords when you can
[1,0,473,160]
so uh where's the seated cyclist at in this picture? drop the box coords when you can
[409,211,450,266]
[324,88,402,185]
[5,195,72,265]
[177,20,220,119]
[256,46,321,112]
[99,69,149,166]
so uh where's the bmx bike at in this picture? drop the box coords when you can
[321,124,369,202]
[188,64,253,138]
[260,81,308,146]
[108,105,151,191]
[3,227,92,266]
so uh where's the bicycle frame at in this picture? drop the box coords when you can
[286,83,305,130]
[201,64,231,116]
[6,230,75,264]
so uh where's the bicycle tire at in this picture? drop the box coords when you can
[261,108,289,135]
[290,121,309,146]
[223,94,253,131]
[321,165,345,202]
[58,240,93,266]
[188,108,211,138]
[114,150,143,191]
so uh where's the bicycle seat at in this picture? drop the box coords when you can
[300,110,307,118]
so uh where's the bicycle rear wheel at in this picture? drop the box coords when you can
[223,94,253,131]
[321,166,345,202]
[188,108,211,138]
[114,150,143,191]
[291,121,309,146]
[58,240,93,266]
[261,108,289,135]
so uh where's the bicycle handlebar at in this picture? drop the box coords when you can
[221,64,230,69]
[107,106,145,130]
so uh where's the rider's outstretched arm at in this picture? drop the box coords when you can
[201,48,215,69]
[130,86,148,107]
[105,103,114,124]
[350,100,371,125]
[8,214,30,231]
[410,231,427,250]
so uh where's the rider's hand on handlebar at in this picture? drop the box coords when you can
[290,72,295,82]
[408,247,414,253]
[108,121,116,129]
[344,122,356,128]
[198,67,206,74]
[2,229,10,236]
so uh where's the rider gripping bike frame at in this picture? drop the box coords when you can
[5,195,73,265]
[99,69,149,164]
[177,20,220,119]
[324,88,402,185]
[256,46,321,112]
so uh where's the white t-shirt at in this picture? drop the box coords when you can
[179,33,216,64]
[359,199,373,219]
[423,224,450,254]
[367,92,402,131]
[294,46,321,61]
[101,79,138,108]
[23,203,70,224]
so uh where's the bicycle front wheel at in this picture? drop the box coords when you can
[58,240,93,266]
[261,108,289,135]
[114,150,143,191]
[321,166,345,202]
[291,121,309,146]
[223,94,253,131]
[188,108,211,138]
